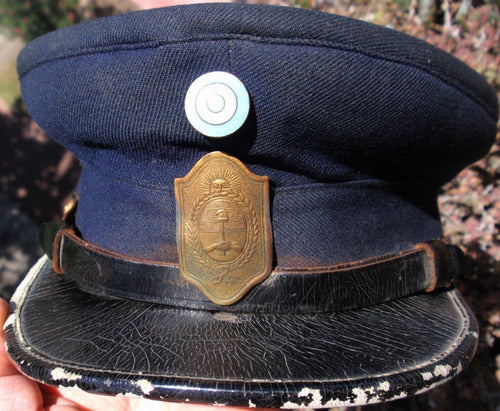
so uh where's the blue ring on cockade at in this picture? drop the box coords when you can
[184,71,250,138]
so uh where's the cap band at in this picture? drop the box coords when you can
[39,219,459,313]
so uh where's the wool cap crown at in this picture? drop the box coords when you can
[6,4,499,408]
[17,3,498,266]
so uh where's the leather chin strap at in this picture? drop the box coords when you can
[39,219,460,313]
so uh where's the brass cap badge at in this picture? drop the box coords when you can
[175,152,272,305]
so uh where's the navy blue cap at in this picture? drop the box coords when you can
[17,3,498,267]
[5,3,498,408]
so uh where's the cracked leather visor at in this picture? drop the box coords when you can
[5,3,499,409]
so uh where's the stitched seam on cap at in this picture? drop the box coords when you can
[274,181,400,195]
[81,160,441,192]
[18,34,497,121]
[227,40,234,73]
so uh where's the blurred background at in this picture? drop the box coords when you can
[0,0,498,409]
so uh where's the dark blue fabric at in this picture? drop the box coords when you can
[76,165,442,266]
[18,4,498,264]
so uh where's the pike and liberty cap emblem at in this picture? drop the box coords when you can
[175,152,272,305]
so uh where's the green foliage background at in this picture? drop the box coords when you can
[0,0,80,42]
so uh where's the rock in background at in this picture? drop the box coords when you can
[0,195,42,300]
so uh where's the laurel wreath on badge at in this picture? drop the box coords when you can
[185,187,259,285]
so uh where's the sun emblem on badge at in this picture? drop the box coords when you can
[187,169,258,278]
[175,151,272,305]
